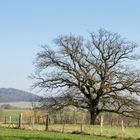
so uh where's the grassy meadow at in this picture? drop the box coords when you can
[1,122,140,139]
[0,127,130,140]
[0,110,140,140]
[0,109,26,124]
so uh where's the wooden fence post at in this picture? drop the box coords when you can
[80,117,84,133]
[45,114,49,131]
[5,116,7,125]
[8,116,11,127]
[100,115,103,135]
[121,120,125,133]
[18,113,22,128]
[80,123,83,133]
[32,117,34,129]
[9,116,11,124]
[62,122,65,133]
[29,116,32,127]
[138,117,140,127]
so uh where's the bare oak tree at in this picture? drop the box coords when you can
[32,29,140,124]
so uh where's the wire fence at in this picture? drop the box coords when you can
[0,113,140,139]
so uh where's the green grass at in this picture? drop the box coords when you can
[31,124,140,139]
[2,109,24,116]
[0,109,26,123]
[0,127,125,140]
[0,110,140,139]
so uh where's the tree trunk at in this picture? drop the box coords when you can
[89,100,100,125]
[138,118,140,127]
[89,109,99,125]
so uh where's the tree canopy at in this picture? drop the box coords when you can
[32,29,140,124]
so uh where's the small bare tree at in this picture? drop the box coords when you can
[31,29,140,125]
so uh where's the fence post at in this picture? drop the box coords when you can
[29,116,32,127]
[32,117,34,129]
[80,116,84,133]
[18,113,22,128]
[8,116,11,127]
[100,115,103,135]
[9,116,11,124]
[80,123,83,133]
[138,117,140,127]
[62,121,65,133]
[45,114,49,131]
[121,120,125,133]
[5,116,7,125]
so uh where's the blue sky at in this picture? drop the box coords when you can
[0,0,140,93]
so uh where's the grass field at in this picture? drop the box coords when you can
[0,127,128,140]
[0,124,140,139]
[0,109,26,123]
[20,124,139,139]
[47,124,140,139]
[0,110,140,139]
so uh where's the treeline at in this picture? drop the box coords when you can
[47,107,140,127]
[0,104,30,110]
[0,106,139,127]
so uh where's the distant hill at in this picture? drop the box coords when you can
[0,88,41,103]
